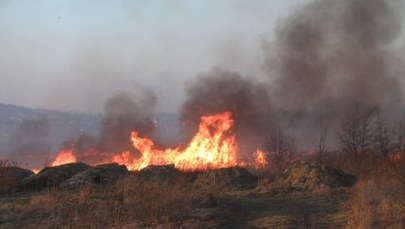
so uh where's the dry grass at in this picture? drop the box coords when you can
[346,159,405,229]
[0,161,17,194]
[116,175,202,226]
[0,169,17,194]
[0,174,206,228]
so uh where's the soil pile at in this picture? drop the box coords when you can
[272,162,356,193]
[129,165,258,192]
[11,163,259,192]
[0,167,34,193]
[19,163,90,190]
[61,163,128,189]
[193,167,258,192]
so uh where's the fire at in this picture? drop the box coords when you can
[112,112,239,171]
[50,149,77,166]
[253,149,268,169]
[31,168,40,174]
[50,112,270,171]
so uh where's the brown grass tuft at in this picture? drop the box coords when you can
[346,159,405,229]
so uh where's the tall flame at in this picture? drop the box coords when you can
[112,112,239,171]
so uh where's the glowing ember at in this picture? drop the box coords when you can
[50,149,77,166]
[388,152,403,161]
[112,112,239,171]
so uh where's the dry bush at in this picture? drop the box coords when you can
[114,174,201,226]
[256,164,287,187]
[346,159,405,229]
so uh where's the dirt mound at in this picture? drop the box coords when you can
[193,167,258,192]
[60,163,128,189]
[134,164,191,184]
[125,165,258,192]
[19,163,90,191]
[15,164,259,192]
[273,162,356,192]
[0,167,34,193]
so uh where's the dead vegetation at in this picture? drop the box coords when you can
[0,176,202,228]
[346,158,405,229]
[1,153,405,228]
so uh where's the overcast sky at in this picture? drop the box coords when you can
[0,0,311,113]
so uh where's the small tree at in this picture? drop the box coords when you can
[316,117,329,163]
[337,107,376,164]
[396,121,405,152]
[373,114,395,157]
[265,129,296,169]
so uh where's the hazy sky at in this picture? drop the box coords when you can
[0,0,308,113]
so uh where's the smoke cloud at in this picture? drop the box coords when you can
[97,91,157,154]
[265,0,402,123]
[4,115,51,166]
[182,0,404,150]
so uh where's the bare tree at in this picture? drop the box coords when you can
[373,114,395,157]
[396,120,405,152]
[337,107,376,164]
[316,117,329,163]
[265,129,296,169]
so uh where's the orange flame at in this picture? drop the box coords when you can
[253,149,268,169]
[50,149,77,166]
[31,168,40,174]
[112,112,239,171]
[50,112,269,171]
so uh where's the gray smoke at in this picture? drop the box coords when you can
[265,0,402,123]
[181,0,404,151]
[48,91,157,164]
[97,91,157,155]
[5,115,51,166]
